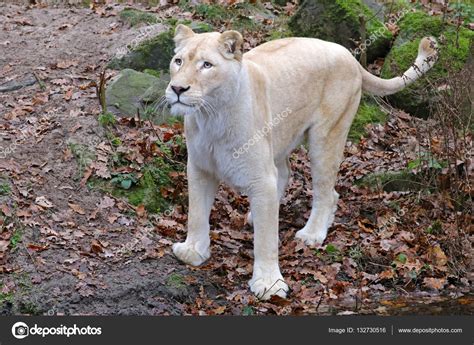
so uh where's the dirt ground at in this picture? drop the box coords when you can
[0,2,472,316]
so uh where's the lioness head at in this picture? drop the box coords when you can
[165,24,244,116]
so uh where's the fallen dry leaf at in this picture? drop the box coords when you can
[68,203,86,215]
[35,196,54,208]
[423,277,446,290]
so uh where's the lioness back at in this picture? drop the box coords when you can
[244,37,363,160]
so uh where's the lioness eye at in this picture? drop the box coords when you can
[175,58,182,66]
[203,61,213,69]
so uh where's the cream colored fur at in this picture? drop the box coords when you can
[165,24,438,300]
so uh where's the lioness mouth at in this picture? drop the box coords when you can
[172,100,191,107]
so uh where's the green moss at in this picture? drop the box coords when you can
[381,11,474,117]
[143,68,162,78]
[396,11,444,41]
[132,158,172,210]
[107,157,171,213]
[92,136,186,214]
[106,69,169,117]
[335,0,388,35]
[133,30,175,71]
[194,3,229,21]
[166,273,186,289]
[119,9,158,27]
[348,98,387,142]
[108,30,175,72]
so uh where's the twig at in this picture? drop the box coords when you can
[96,68,108,113]
[136,108,142,128]
[359,15,367,68]
[368,261,391,268]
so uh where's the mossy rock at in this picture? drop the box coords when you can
[106,69,171,122]
[361,0,411,21]
[289,0,393,62]
[381,11,474,117]
[108,22,212,72]
[349,97,387,142]
[108,28,174,72]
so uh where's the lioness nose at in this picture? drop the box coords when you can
[171,85,190,96]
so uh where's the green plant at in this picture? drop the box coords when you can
[68,142,96,178]
[450,1,474,25]
[348,245,363,261]
[10,229,22,249]
[110,173,138,190]
[143,68,161,78]
[426,220,443,235]
[110,137,122,147]
[0,289,13,308]
[98,112,116,127]
[407,151,445,171]
[325,243,343,263]
[0,182,11,196]
[166,272,185,289]
[392,253,408,267]
[242,305,254,316]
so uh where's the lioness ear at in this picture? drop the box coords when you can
[218,30,243,61]
[174,24,195,47]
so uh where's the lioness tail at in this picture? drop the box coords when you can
[360,36,438,96]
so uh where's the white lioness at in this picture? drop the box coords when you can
[165,24,438,299]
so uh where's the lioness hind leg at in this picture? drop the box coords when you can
[246,158,290,226]
[296,97,360,246]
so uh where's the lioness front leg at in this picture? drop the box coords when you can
[173,163,218,266]
[248,175,289,299]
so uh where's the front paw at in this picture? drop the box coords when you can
[295,228,327,246]
[249,271,288,300]
[173,241,210,266]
